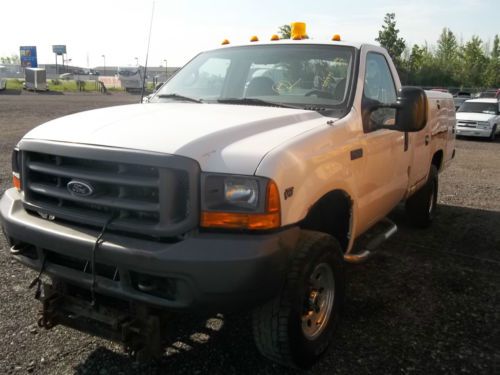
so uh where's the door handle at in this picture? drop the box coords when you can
[350,148,363,160]
[425,135,430,145]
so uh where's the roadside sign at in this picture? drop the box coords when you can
[20,46,38,68]
[52,45,67,55]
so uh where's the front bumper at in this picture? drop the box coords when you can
[1,188,299,311]
[456,126,492,137]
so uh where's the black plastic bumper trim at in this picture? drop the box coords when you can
[1,188,300,311]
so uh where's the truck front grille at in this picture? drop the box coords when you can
[20,141,200,238]
[457,120,477,128]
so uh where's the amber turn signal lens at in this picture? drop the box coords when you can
[200,212,280,230]
[266,180,280,213]
[201,179,281,230]
[13,175,21,190]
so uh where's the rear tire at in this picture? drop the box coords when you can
[252,230,345,369]
[405,165,438,228]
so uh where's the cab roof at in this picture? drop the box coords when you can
[466,98,499,103]
[214,39,368,50]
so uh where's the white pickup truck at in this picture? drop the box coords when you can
[455,98,500,140]
[0,31,455,368]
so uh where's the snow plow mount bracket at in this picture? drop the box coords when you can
[36,283,163,360]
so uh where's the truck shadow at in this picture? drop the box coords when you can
[73,203,499,375]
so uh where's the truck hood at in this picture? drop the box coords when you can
[456,112,495,122]
[24,103,326,174]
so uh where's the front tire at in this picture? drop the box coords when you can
[488,125,496,142]
[252,230,345,369]
[405,165,438,228]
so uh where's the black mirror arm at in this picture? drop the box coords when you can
[378,100,403,110]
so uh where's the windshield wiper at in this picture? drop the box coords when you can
[157,93,203,103]
[217,98,300,109]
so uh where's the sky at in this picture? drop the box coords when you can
[0,0,498,68]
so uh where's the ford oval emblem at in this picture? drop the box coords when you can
[67,180,94,197]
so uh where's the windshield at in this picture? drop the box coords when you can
[458,102,498,115]
[153,44,356,113]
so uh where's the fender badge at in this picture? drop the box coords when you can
[284,187,294,200]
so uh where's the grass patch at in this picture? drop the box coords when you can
[48,80,107,92]
[5,79,24,90]
[4,78,155,93]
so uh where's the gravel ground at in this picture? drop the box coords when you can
[0,92,499,374]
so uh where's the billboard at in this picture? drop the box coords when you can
[20,46,38,68]
[52,45,67,55]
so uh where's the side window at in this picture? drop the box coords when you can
[363,53,398,131]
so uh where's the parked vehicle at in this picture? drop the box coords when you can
[0,24,456,368]
[453,97,469,110]
[59,73,74,80]
[24,68,47,91]
[0,65,7,90]
[117,66,144,91]
[452,91,472,109]
[478,89,500,99]
[456,98,500,140]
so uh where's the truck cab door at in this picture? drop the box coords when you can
[407,100,434,190]
[356,51,410,231]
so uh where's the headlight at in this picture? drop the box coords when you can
[477,121,491,129]
[201,173,280,230]
[203,174,263,212]
[224,178,259,208]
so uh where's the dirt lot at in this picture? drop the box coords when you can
[0,92,499,374]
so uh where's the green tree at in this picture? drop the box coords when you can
[376,13,406,71]
[0,55,20,65]
[492,35,500,59]
[460,36,488,87]
[406,44,437,86]
[436,28,459,63]
[278,24,291,39]
[484,35,500,87]
[408,44,425,74]
[434,28,460,86]
[10,55,20,65]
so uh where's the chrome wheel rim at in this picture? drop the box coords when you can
[301,262,335,340]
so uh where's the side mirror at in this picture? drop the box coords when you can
[362,86,427,133]
[391,86,427,132]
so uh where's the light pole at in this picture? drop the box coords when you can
[163,59,167,80]
[101,54,106,76]
[64,58,72,73]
